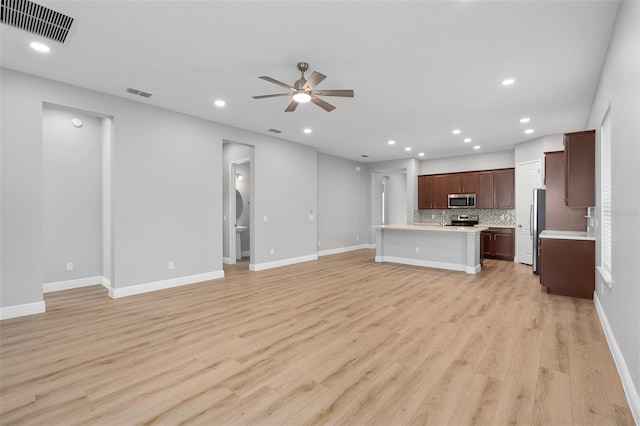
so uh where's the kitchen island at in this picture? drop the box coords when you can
[371,224,489,274]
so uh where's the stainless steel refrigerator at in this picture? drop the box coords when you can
[532,188,546,274]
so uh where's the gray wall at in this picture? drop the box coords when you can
[586,0,640,406]
[514,134,563,166]
[43,106,103,283]
[317,153,366,252]
[421,150,515,175]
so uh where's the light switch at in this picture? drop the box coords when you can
[264,216,268,222]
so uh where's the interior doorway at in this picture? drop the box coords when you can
[222,142,254,267]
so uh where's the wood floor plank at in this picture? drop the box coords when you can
[0,250,633,425]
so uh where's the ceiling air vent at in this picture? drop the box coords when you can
[268,128,282,134]
[1,0,74,43]
[126,88,153,98]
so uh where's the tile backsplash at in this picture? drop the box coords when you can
[415,209,516,227]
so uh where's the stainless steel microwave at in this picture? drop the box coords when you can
[448,193,476,209]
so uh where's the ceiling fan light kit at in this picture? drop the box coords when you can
[253,62,354,112]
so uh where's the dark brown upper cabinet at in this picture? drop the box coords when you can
[418,168,513,209]
[494,169,515,209]
[564,130,595,207]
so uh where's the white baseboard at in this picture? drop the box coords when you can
[318,244,367,257]
[375,255,474,274]
[0,301,46,320]
[43,276,105,293]
[101,277,111,289]
[109,270,225,299]
[594,293,640,424]
[223,257,231,265]
[242,250,250,257]
[364,244,376,249]
[250,254,318,272]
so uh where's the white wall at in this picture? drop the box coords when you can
[43,106,103,284]
[421,150,515,175]
[317,153,366,253]
[586,0,640,419]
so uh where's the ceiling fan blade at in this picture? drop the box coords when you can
[259,76,295,91]
[303,71,327,90]
[310,96,336,112]
[312,90,354,97]
[253,93,292,99]
[285,100,299,112]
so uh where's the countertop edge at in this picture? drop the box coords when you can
[539,230,596,241]
[371,224,489,233]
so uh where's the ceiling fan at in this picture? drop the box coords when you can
[253,62,354,112]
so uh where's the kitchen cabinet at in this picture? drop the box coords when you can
[417,176,433,209]
[446,172,477,194]
[481,228,515,261]
[545,151,586,231]
[460,172,477,194]
[564,130,595,207]
[540,237,595,299]
[417,168,512,210]
[417,175,448,209]
[494,169,514,209]
[476,172,494,209]
[475,169,514,209]
[432,175,449,208]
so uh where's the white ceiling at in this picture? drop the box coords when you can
[0,0,620,162]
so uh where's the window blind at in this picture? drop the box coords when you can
[601,108,612,277]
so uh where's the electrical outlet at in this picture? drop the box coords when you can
[264,216,268,222]
[431,214,435,219]
[500,214,505,220]
[168,261,174,270]
[270,248,274,255]
[66,262,73,271]
[318,241,321,247]
[356,235,360,241]
[223,214,227,221]
[309,214,314,220]
[415,247,420,253]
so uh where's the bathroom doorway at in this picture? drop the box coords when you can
[223,142,253,267]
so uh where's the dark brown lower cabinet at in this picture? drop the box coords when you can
[481,228,515,261]
[540,238,595,300]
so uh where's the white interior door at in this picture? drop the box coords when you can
[516,160,542,264]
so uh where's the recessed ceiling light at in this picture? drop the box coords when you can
[388,140,396,145]
[452,129,461,135]
[464,138,472,143]
[30,42,50,53]
[418,152,425,157]
[71,118,83,128]
[502,78,515,86]
[525,129,534,134]
[214,100,226,107]
[405,147,411,152]
[473,145,480,150]
[303,128,312,134]
[520,117,530,123]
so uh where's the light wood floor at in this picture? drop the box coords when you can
[0,250,633,425]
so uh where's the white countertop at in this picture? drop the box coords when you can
[539,230,595,241]
[371,224,489,233]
